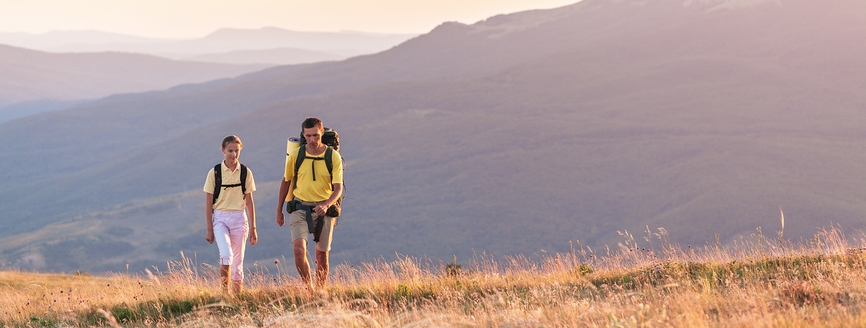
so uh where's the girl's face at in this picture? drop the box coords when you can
[222,142,241,164]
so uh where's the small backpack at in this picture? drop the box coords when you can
[212,163,248,204]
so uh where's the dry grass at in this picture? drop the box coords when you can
[3,227,866,327]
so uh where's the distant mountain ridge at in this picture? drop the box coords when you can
[184,47,345,65]
[0,27,417,65]
[0,44,270,108]
[0,30,162,49]
[1,0,865,273]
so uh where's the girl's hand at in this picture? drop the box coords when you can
[205,230,215,244]
[249,228,258,245]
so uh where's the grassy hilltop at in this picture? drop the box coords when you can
[3,227,866,327]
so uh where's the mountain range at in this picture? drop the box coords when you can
[0,27,417,65]
[0,44,270,108]
[1,0,865,273]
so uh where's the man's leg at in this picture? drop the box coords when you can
[313,215,337,289]
[315,249,329,289]
[293,238,313,290]
[314,215,337,290]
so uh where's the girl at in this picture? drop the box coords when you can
[204,135,257,294]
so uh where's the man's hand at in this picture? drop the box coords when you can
[205,230,215,244]
[314,203,328,216]
[276,211,285,227]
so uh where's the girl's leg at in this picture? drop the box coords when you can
[212,211,234,292]
[220,265,230,292]
[228,211,249,292]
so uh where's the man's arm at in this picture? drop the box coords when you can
[275,179,291,226]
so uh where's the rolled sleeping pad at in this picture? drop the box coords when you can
[286,137,301,169]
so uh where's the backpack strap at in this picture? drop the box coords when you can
[212,163,247,205]
[292,148,306,189]
[324,147,333,179]
[212,164,222,204]
[240,164,248,195]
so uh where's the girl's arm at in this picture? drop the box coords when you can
[205,193,215,244]
[246,193,257,245]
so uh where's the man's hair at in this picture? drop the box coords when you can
[221,135,242,149]
[302,117,323,131]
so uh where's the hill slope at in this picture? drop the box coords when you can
[1,0,865,272]
[0,44,270,107]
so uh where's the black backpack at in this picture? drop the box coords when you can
[212,163,248,204]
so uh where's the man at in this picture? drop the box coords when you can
[276,117,343,291]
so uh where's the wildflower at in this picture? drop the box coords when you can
[275,259,280,265]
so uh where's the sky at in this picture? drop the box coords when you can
[0,0,581,38]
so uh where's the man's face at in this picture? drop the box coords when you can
[303,126,323,147]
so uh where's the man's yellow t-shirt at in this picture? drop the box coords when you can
[284,147,343,202]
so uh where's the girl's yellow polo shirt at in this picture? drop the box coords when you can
[203,162,256,211]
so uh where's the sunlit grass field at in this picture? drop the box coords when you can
[3,226,865,327]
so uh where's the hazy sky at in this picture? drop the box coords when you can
[0,0,581,38]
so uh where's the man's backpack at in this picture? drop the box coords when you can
[292,127,343,216]
[212,163,248,204]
